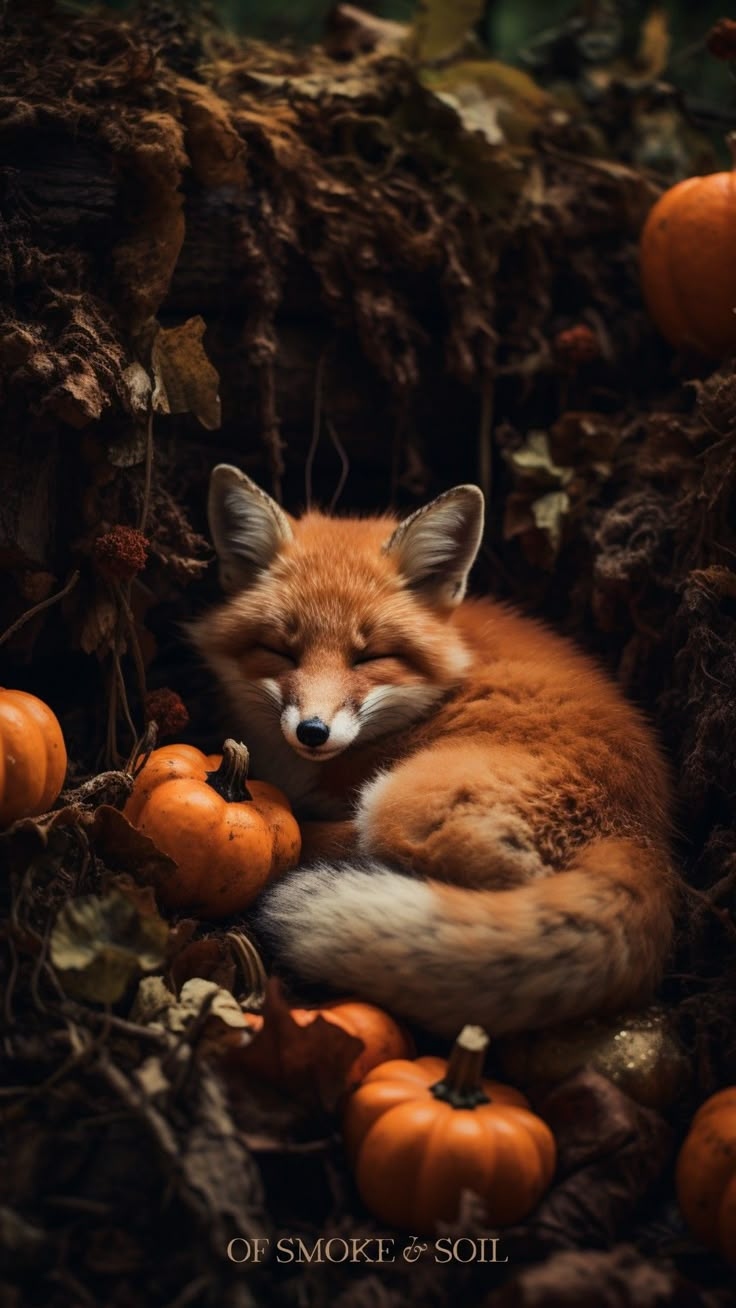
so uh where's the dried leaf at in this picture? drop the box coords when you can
[88,805,179,890]
[492,1244,722,1308]
[168,934,238,995]
[129,974,177,1025]
[163,978,247,1033]
[151,316,221,430]
[50,887,169,1003]
[503,1070,673,1260]
[218,978,364,1113]
[78,591,118,655]
[509,431,573,488]
[635,7,670,83]
[531,490,570,554]
[423,60,551,148]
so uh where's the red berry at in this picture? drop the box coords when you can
[94,527,149,582]
[145,688,189,738]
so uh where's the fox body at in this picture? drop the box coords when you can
[190,465,676,1037]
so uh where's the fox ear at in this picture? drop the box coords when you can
[208,464,293,592]
[383,485,484,607]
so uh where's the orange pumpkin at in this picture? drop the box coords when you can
[243,999,414,1092]
[676,1087,736,1265]
[640,167,736,357]
[0,688,67,827]
[343,1024,556,1235]
[124,738,301,916]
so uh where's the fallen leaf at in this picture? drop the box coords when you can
[88,805,179,891]
[502,1070,673,1260]
[530,490,570,555]
[50,887,169,1003]
[491,1244,723,1308]
[217,978,364,1113]
[168,934,237,996]
[508,430,573,488]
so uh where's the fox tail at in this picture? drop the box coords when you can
[253,839,676,1037]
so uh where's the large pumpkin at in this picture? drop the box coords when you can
[676,1087,736,1265]
[243,999,414,1093]
[640,168,736,357]
[124,739,301,916]
[343,1024,556,1235]
[0,688,67,827]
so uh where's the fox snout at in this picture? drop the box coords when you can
[280,693,360,761]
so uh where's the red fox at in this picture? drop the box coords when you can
[190,464,676,1036]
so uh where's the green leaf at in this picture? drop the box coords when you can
[408,0,485,65]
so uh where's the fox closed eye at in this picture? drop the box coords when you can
[353,652,397,666]
[256,643,297,665]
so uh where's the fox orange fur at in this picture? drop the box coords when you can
[190,465,676,1037]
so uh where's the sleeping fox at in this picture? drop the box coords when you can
[190,464,676,1037]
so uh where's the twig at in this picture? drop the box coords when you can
[114,578,148,708]
[127,720,158,778]
[327,418,350,511]
[0,569,79,648]
[305,349,327,510]
[106,660,120,768]
[113,646,138,745]
[2,933,19,1028]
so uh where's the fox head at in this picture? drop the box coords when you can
[191,466,484,762]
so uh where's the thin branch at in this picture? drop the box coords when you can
[0,569,79,648]
[327,417,350,511]
[114,579,147,708]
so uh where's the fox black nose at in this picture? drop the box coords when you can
[296,717,330,748]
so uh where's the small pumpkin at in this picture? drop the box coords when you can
[640,164,736,357]
[0,688,67,827]
[676,1087,736,1265]
[124,738,301,917]
[343,1024,556,1235]
[243,999,414,1092]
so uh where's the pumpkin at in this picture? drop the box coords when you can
[0,688,67,828]
[243,999,414,1092]
[342,1024,556,1235]
[124,738,301,917]
[639,166,736,357]
[676,1087,736,1265]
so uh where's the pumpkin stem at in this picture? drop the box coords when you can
[430,1024,491,1109]
[206,739,253,803]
